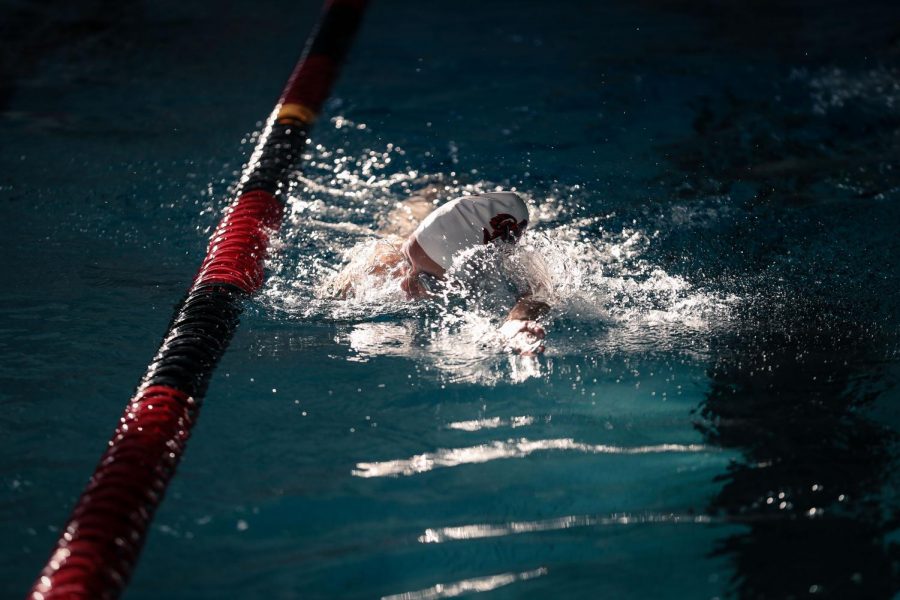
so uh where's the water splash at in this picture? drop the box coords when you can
[258,119,736,383]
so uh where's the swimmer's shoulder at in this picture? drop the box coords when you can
[377,186,441,238]
[322,234,407,299]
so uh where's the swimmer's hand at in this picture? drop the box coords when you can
[500,319,545,355]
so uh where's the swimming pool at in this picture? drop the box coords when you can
[3,0,900,598]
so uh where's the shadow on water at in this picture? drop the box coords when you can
[698,295,899,598]
[652,34,900,594]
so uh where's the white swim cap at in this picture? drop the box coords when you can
[410,192,529,271]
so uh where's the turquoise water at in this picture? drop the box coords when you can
[2,1,900,598]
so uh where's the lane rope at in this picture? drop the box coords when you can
[28,1,368,598]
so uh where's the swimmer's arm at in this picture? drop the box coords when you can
[500,294,550,355]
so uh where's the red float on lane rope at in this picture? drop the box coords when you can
[194,190,283,292]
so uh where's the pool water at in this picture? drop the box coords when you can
[2,1,900,598]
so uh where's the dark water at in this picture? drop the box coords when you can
[2,1,900,598]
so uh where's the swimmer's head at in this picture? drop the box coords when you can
[401,192,529,281]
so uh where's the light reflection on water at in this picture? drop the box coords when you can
[353,438,710,478]
[446,415,536,431]
[418,512,716,544]
[382,567,549,600]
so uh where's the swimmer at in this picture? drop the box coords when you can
[326,188,550,354]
